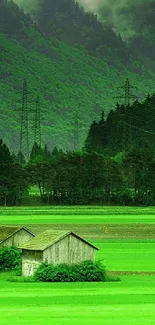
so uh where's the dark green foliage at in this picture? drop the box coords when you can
[84,111,107,153]
[0,246,21,271]
[30,143,44,163]
[34,260,106,282]
[85,94,155,155]
[0,139,29,205]
[71,260,106,282]
[38,0,128,65]
[42,150,124,205]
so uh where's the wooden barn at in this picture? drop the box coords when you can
[0,226,35,248]
[20,230,99,276]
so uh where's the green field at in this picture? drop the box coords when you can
[95,240,155,272]
[1,275,155,325]
[1,206,155,224]
[1,206,155,324]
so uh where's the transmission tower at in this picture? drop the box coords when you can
[19,79,29,162]
[34,95,42,149]
[116,78,138,106]
[115,78,139,150]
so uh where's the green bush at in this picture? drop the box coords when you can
[34,260,106,282]
[0,246,21,271]
[72,260,106,282]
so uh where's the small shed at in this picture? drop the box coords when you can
[20,230,99,276]
[0,226,35,248]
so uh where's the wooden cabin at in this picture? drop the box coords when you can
[0,226,35,248]
[20,230,99,276]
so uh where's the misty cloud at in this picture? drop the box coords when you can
[78,0,155,39]
[11,0,155,40]
[11,0,38,13]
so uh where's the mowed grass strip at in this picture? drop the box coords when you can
[26,223,155,240]
[1,205,155,224]
[1,223,155,241]
[0,277,155,325]
[93,241,155,272]
[1,206,155,214]
[1,305,155,325]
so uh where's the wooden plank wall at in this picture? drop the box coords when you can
[43,236,70,264]
[43,234,96,265]
[69,234,96,264]
[0,229,34,248]
[22,250,43,276]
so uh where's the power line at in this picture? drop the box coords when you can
[123,121,155,136]
[115,78,140,150]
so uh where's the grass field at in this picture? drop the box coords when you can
[1,206,155,224]
[95,240,155,271]
[1,275,155,324]
[1,206,155,324]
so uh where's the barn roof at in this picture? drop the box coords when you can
[20,230,99,251]
[0,226,35,244]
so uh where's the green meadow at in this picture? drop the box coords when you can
[1,206,155,224]
[1,276,155,325]
[1,206,155,324]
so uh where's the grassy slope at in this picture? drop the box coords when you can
[1,30,155,152]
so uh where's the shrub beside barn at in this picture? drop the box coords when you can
[20,230,99,276]
[0,226,35,248]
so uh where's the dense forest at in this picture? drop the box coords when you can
[85,94,155,155]
[1,122,155,207]
[1,92,155,207]
[1,0,155,152]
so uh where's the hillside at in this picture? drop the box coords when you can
[0,0,155,152]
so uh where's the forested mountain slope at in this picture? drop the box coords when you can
[0,0,155,152]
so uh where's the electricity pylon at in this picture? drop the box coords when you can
[116,78,138,106]
[115,78,139,151]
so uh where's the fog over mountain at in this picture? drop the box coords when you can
[79,0,155,39]
[10,0,38,12]
[11,0,155,40]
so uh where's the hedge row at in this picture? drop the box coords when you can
[34,260,106,282]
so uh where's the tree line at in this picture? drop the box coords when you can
[85,94,155,155]
[1,135,155,206]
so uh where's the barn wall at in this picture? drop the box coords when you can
[43,236,70,265]
[69,234,96,264]
[43,234,96,265]
[1,229,34,248]
[22,249,43,276]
